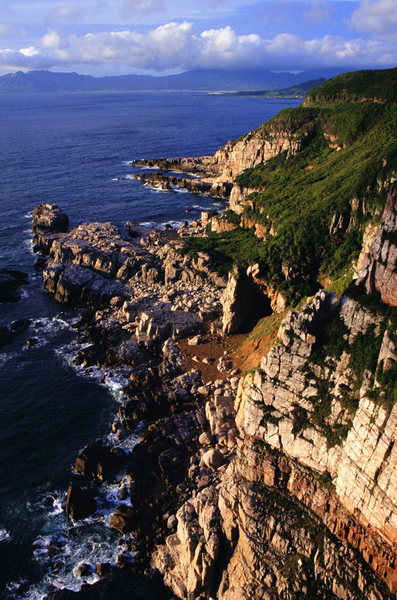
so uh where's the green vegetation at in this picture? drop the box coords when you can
[183,69,397,305]
[248,312,284,340]
[291,405,309,435]
[376,362,397,408]
[181,228,268,276]
[237,101,397,293]
[306,67,397,104]
[218,77,326,99]
[349,324,383,381]
[310,310,349,363]
[218,209,241,225]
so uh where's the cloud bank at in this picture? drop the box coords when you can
[0,21,395,73]
[351,0,397,42]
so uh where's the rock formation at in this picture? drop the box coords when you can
[33,69,397,600]
[357,182,397,306]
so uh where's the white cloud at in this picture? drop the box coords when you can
[0,21,395,73]
[51,6,84,22]
[41,30,62,48]
[350,0,397,41]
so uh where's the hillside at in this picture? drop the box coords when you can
[213,77,326,98]
[173,68,397,306]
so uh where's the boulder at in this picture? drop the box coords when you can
[73,440,124,480]
[201,448,225,469]
[110,504,135,533]
[75,563,91,577]
[32,203,69,234]
[96,563,113,578]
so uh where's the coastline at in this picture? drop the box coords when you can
[28,201,237,599]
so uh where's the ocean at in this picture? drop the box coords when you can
[0,90,300,598]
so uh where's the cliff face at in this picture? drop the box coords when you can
[132,125,303,213]
[211,130,302,183]
[150,183,397,599]
[357,183,397,306]
[153,298,396,600]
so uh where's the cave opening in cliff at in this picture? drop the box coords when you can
[239,285,272,334]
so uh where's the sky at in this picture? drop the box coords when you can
[0,0,396,76]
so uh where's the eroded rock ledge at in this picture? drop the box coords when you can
[132,125,303,216]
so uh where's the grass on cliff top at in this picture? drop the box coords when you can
[237,101,397,299]
[305,67,397,104]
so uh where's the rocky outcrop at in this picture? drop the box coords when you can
[152,284,397,599]
[65,485,97,521]
[33,180,396,600]
[133,171,232,199]
[32,203,69,234]
[43,263,129,306]
[32,206,225,344]
[133,126,304,218]
[211,130,302,183]
[32,203,70,254]
[357,183,397,305]
[132,155,215,176]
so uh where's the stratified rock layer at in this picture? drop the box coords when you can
[358,182,397,306]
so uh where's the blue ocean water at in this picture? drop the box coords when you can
[0,91,300,598]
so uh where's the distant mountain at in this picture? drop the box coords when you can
[0,68,350,94]
[213,78,327,98]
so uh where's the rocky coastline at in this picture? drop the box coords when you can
[29,183,397,600]
[26,70,397,600]
[30,202,238,599]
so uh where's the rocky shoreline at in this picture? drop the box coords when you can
[28,182,397,600]
[30,203,242,599]
[27,72,397,598]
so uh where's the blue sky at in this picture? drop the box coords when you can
[0,0,396,75]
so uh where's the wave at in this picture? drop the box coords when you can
[20,317,72,352]
[171,187,189,194]
[158,220,184,230]
[192,204,214,210]
[11,463,138,599]
[0,526,11,543]
[6,320,139,598]
[138,221,156,228]
[23,239,34,254]
[0,351,18,367]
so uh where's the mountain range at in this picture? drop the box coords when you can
[0,68,349,93]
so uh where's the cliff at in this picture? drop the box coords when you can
[32,69,397,600]
[130,69,397,600]
[151,191,397,599]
